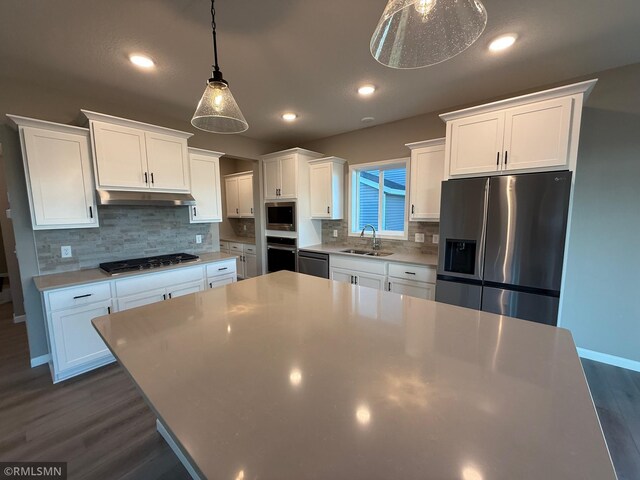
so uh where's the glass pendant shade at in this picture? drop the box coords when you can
[191,79,248,134]
[370,0,488,69]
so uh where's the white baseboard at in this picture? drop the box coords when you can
[13,314,26,324]
[578,347,640,373]
[30,353,50,368]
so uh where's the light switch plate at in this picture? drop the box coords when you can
[196,234,202,244]
[333,230,338,238]
[414,233,425,243]
[432,234,440,244]
[61,246,72,258]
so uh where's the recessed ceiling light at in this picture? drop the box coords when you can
[489,35,517,52]
[358,85,376,96]
[282,112,297,122]
[129,54,155,68]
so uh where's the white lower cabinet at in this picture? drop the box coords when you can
[226,242,257,279]
[330,255,436,299]
[41,259,236,383]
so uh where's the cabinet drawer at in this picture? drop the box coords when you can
[220,241,230,251]
[229,242,244,253]
[48,282,112,311]
[388,263,435,283]
[115,265,204,297]
[243,244,256,254]
[207,273,236,289]
[206,259,237,278]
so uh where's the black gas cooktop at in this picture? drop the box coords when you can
[100,253,200,275]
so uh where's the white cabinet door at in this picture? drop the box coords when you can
[145,131,190,192]
[117,288,167,311]
[91,120,148,189]
[309,162,332,218]
[168,280,204,299]
[190,153,222,223]
[244,253,257,279]
[388,278,435,300]
[449,112,505,177]
[279,154,298,199]
[355,272,387,291]
[237,174,254,217]
[209,274,236,288]
[503,97,573,172]
[225,176,240,217]
[410,143,445,221]
[21,126,98,229]
[50,301,113,372]
[330,267,354,285]
[263,158,280,200]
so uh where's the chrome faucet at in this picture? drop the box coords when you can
[360,224,381,250]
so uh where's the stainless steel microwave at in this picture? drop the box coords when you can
[266,202,296,231]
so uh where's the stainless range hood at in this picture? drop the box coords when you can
[97,190,196,207]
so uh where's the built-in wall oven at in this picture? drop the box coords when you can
[266,202,296,231]
[266,236,297,273]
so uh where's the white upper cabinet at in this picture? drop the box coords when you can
[407,139,445,221]
[502,97,572,172]
[225,172,254,218]
[262,148,325,201]
[145,131,190,191]
[441,79,597,179]
[449,112,505,176]
[309,157,345,219]
[82,110,193,193]
[237,174,254,217]
[189,148,223,223]
[8,115,99,230]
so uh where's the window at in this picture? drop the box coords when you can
[349,158,409,239]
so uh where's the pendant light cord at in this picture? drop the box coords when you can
[210,0,220,74]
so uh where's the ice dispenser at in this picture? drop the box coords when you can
[444,240,476,275]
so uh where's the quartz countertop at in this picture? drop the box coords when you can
[220,235,256,244]
[92,271,614,480]
[33,252,238,292]
[300,243,438,267]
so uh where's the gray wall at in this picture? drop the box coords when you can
[559,107,640,363]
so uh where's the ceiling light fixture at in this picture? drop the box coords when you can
[370,0,488,69]
[489,34,517,52]
[282,112,297,122]
[358,85,376,96]
[191,0,248,134]
[129,54,155,69]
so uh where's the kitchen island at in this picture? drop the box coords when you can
[92,271,615,480]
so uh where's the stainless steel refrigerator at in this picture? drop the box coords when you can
[435,171,572,326]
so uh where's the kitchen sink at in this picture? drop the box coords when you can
[339,249,393,257]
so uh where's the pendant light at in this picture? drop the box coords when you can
[370,0,488,69]
[191,0,248,134]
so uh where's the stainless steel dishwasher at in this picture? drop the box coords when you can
[297,250,329,279]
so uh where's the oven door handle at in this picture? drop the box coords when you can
[267,246,297,252]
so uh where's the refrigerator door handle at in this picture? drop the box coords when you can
[478,181,490,280]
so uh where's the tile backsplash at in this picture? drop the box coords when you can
[229,218,256,238]
[35,206,218,274]
[321,220,439,255]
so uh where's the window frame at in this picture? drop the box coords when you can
[348,157,410,240]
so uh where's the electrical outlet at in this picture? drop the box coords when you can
[432,234,440,244]
[61,246,72,258]
[333,229,338,238]
[195,234,202,244]
[243,224,247,231]
[414,233,425,243]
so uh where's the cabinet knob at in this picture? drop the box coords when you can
[236,208,239,214]
[250,207,253,214]
[327,206,330,214]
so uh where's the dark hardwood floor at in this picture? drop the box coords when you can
[0,301,638,479]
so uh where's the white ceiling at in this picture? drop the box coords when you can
[1,0,639,145]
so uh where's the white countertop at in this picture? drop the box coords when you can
[93,271,614,480]
[33,252,237,291]
[300,243,438,267]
